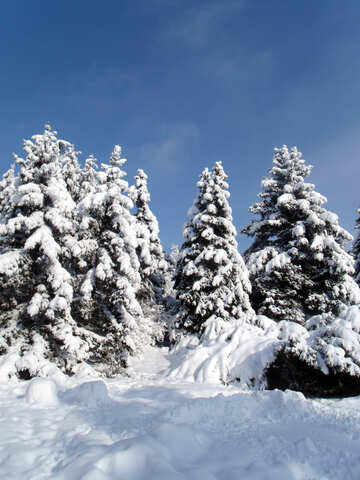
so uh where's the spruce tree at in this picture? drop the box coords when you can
[175,163,254,335]
[77,146,154,371]
[130,169,167,298]
[243,145,360,323]
[0,126,90,375]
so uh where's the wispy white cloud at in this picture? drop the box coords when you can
[163,1,276,89]
[201,47,275,86]
[166,1,247,49]
[65,63,132,94]
[135,123,200,174]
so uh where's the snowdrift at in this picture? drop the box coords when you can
[2,305,360,397]
[1,350,360,479]
[168,306,360,397]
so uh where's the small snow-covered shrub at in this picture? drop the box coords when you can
[267,305,360,396]
[169,315,281,387]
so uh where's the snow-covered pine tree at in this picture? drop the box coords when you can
[242,145,360,323]
[0,125,90,376]
[175,163,254,335]
[77,146,154,372]
[129,169,168,340]
[130,169,167,298]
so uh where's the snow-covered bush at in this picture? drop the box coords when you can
[267,305,360,396]
[169,315,279,386]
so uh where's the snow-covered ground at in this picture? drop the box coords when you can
[1,346,360,480]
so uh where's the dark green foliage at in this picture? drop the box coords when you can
[266,350,360,398]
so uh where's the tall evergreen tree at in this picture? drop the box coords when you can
[77,146,154,372]
[242,145,360,323]
[0,126,90,375]
[175,163,254,335]
[130,169,168,299]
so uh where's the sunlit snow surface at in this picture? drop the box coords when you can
[1,347,360,479]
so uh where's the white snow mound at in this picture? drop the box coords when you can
[25,378,59,407]
[169,316,282,386]
[62,380,112,407]
[169,307,360,386]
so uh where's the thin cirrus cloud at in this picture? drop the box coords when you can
[162,0,271,85]
[165,1,247,49]
[134,123,200,175]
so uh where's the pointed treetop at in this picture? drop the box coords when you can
[134,169,151,206]
[137,169,148,180]
[110,145,126,168]
[85,154,98,169]
[271,145,312,182]
[197,167,211,185]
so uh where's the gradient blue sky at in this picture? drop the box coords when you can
[1,0,360,251]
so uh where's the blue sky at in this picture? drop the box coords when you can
[1,0,360,251]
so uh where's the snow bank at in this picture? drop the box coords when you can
[62,380,112,407]
[25,378,59,407]
[169,307,360,391]
[55,423,211,480]
[168,316,283,387]
[1,347,360,479]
